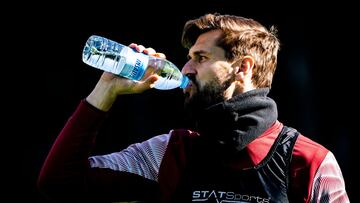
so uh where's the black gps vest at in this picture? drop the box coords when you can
[162,126,299,203]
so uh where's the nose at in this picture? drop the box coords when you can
[181,60,196,75]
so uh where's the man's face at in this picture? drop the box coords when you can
[181,30,236,117]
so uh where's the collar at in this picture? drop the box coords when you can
[196,88,278,153]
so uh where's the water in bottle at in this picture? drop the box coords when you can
[82,35,189,90]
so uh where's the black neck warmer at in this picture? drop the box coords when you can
[195,88,278,154]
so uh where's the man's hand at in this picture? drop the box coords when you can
[86,43,165,111]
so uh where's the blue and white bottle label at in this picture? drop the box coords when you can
[119,48,149,81]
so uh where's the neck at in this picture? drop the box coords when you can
[224,82,256,100]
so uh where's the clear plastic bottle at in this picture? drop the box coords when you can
[82,35,189,90]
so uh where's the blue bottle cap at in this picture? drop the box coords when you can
[180,75,190,89]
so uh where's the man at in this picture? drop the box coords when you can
[38,13,349,202]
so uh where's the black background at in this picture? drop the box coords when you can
[5,1,356,202]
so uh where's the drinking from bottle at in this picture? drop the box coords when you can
[82,35,189,90]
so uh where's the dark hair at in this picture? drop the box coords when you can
[182,13,280,88]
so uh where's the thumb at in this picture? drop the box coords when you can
[146,74,159,89]
[132,74,159,93]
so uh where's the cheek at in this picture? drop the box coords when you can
[216,62,234,80]
[195,62,232,87]
[196,69,216,89]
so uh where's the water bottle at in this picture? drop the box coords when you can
[82,35,189,90]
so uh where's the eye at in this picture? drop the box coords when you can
[187,54,207,63]
[197,55,207,63]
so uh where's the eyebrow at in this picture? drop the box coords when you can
[187,50,209,59]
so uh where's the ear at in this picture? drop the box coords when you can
[234,56,255,81]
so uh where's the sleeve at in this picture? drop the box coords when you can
[89,133,170,181]
[309,152,350,203]
[37,100,168,202]
[37,100,108,200]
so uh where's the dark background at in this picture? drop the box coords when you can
[5,1,355,202]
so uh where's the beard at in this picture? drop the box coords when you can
[184,74,234,122]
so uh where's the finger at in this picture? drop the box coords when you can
[135,75,159,92]
[136,45,145,53]
[128,43,145,53]
[146,74,159,88]
[129,43,137,48]
[153,52,166,59]
[143,47,156,55]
